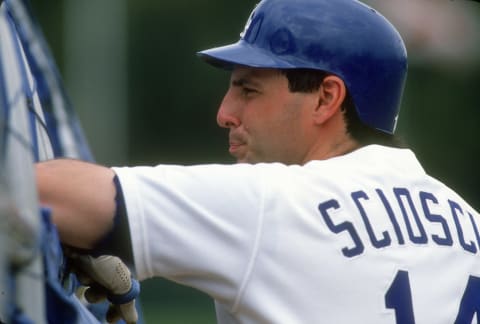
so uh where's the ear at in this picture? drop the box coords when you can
[312,75,347,125]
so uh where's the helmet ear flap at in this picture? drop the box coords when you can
[198,0,407,134]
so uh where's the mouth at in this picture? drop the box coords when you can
[228,133,247,158]
[229,141,245,155]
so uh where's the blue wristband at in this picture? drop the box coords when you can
[107,278,140,305]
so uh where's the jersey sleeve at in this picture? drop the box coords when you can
[112,163,266,304]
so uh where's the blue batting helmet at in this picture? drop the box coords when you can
[198,0,407,134]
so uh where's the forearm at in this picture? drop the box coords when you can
[35,159,117,250]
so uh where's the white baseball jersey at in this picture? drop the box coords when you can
[113,145,480,324]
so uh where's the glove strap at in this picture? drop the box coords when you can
[107,278,140,305]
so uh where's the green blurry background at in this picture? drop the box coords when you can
[30,0,480,323]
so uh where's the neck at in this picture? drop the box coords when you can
[302,112,361,163]
[303,135,360,163]
[324,135,361,159]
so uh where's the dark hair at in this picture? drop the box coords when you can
[280,68,406,148]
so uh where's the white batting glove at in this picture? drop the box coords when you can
[67,252,140,324]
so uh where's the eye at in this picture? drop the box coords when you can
[241,86,257,97]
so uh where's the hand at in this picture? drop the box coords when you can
[67,252,140,324]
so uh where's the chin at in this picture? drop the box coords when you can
[236,158,250,164]
[234,151,265,164]
[235,155,255,164]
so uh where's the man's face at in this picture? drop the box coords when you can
[216,66,318,164]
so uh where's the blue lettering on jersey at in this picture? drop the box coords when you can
[450,200,477,254]
[352,190,391,248]
[318,199,364,257]
[420,191,453,246]
[469,212,480,248]
[394,188,428,244]
[376,189,405,245]
[318,188,479,257]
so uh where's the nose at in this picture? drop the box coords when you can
[216,94,241,128]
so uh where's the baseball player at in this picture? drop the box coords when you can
[36,0,480,323]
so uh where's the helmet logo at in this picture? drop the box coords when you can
[270,28,296,55]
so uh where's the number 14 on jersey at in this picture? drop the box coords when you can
[385,270,480,323]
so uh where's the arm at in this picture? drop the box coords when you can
[37,159,140,323]
[35,158,117,250]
